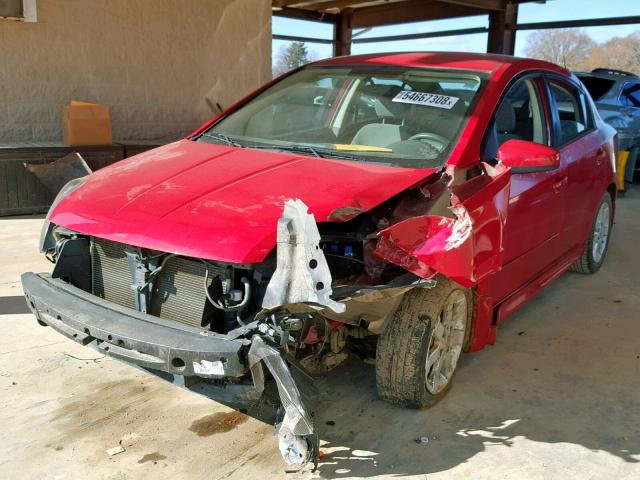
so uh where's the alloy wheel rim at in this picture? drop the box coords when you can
[592,202,610,263]
[425,289,467,395]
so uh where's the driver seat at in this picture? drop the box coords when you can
[351,123,404,147]
[351,94,408,147]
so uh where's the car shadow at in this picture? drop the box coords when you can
[306,354,639,477]
[0,295,31,315]
[192,266,640,478]
[299,274,640,477]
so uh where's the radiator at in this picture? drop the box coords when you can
[91,238,229,329]
[91,238,135,310]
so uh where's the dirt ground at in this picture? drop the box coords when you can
[1,189,639,480]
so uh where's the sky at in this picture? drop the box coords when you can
[272,0,640,62]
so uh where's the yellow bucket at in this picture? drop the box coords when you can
[617,150,629,191]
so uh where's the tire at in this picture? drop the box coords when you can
[570,193,613,274]
[376,276,472,408]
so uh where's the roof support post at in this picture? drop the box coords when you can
[333,8,353,57]
[487,1,518,55]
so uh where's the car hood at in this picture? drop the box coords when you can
[51,140,436,263]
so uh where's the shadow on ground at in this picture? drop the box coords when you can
[8,190,639,478]
[302,273,640,477]
[125,253,638,479]
[0,295,30,315]
[190,269,640,478]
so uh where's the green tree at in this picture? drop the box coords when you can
[273,42,312,77]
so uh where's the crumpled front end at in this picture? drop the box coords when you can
[25,158,512,471]
[375,162,511,287]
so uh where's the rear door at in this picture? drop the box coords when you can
[545,76,609,251]
[483,74,568,303]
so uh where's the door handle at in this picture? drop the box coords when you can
[553,175,567,193]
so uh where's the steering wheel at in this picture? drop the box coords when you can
[407,132,449,153]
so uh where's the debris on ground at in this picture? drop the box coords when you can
[106,445,125,457]
[64,353,105,362]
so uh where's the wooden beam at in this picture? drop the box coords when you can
[273,0,313,7]
[300,0,393,12]
[436,0,505,11]
[275,0,403,10]
[353,26,488,43]
[503,2,517,55]
[333,7,353,56]
[486,1,517,54]
[273,33,334,44]
[515,15,640,30]
[350,0,484,28]
[273,6,336,22]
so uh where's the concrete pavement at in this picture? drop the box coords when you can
[1,190,639,480]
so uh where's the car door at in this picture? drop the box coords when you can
[545,76,609,252]
[482,74,569,304]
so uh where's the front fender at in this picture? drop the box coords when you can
[374,163,511,287]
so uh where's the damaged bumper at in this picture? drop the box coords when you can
[21,271,248,378]
[22,271,319,470]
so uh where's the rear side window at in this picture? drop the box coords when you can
[620,83,640,108]
[577,75,615,101]
[549,80,591,146]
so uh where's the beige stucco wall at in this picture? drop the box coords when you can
[0,0,272,142]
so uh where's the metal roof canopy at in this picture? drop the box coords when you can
[272,0,640,57]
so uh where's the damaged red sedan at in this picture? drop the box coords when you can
[22,52,617,469]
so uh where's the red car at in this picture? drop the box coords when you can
[23,52,616,469]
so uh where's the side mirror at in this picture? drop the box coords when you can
[497,139,560,173]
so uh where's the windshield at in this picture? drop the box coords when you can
[196,66,482,168]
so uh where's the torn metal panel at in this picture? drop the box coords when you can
[323,275,436,333]
[262,199,345,314]
[259,273,434,333]
[375,163,511,287]
[24,152,91,197]
[449,162,511,280]
[248,336,318,470]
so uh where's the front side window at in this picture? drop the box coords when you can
[482,76,547,161]
[197,67,483,168]
[549,80,591,145]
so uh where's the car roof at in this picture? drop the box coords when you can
[576,68,639,81]
[313,51,570,76]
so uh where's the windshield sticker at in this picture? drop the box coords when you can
[392,91,459,109]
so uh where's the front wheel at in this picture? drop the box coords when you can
[376,276,472,408]
[571,193,613,274]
